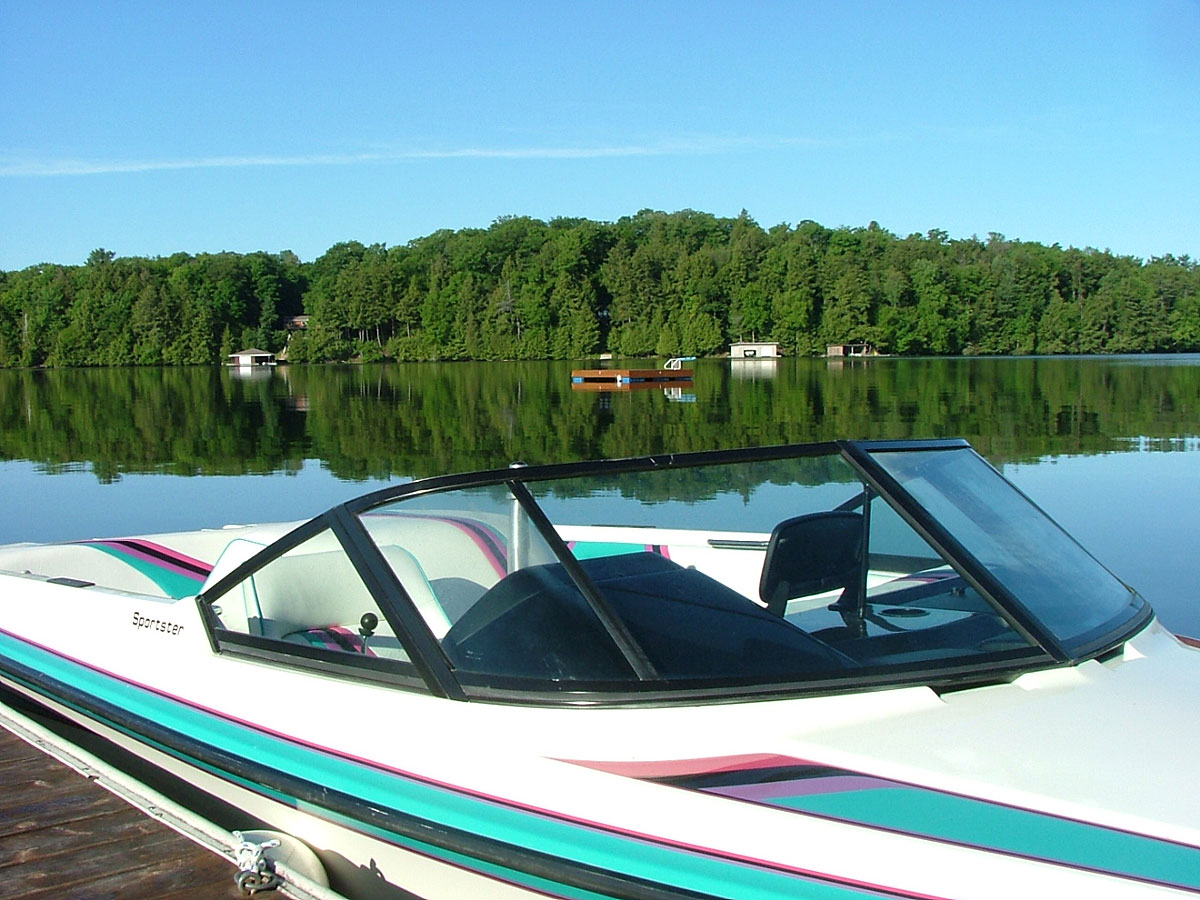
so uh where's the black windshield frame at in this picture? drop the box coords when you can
[198,439,1152,705]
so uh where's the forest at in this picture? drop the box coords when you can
[0,209,1197,367]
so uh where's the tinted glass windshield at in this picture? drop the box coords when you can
[353,449,1044,696]
[204,442,1147,700]
[358,486,639,683]
[865,447,1144,654]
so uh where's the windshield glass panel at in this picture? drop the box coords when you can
[522,453,1039,688]
[205,527,421,672]
[867,448,1142,651]
[347,449,1068,696]
[359,486,638,683]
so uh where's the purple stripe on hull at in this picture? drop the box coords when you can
[566,753,814,779]
[708,775,902,802]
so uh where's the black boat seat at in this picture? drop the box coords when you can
[759,512,864,617]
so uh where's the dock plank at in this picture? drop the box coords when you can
[0,725,245,900]
[2,806,182,869]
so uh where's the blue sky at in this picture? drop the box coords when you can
[1,1,1197,270]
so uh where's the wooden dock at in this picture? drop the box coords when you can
[0,705,244,900]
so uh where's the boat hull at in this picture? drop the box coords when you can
[4,618,1200,900]
[3,438,1200,899]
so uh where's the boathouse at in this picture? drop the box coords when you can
[826,342,879,358]
[730,341,780,359]
[226,348,276,367]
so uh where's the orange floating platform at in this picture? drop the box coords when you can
[571,368,694,386]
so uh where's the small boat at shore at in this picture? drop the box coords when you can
[1,439,1198,899]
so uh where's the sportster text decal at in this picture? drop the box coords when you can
[131,612,185,636]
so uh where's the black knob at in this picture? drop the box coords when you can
[359,612,378,637]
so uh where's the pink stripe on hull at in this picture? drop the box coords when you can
[564,753,815,779]
[0,629,954,900]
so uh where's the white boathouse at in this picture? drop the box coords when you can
[226,348,276,367]
[730,342,780,359]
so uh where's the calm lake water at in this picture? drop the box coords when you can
[1,355,1197,636]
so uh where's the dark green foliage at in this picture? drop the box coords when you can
[0,213,1196,368]
[0,250,307,368]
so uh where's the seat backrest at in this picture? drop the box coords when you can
[247,544,451,640]
[248,548,377,639]
[759,512,864,616]
[361,513,508,583]
[378,544,452,637]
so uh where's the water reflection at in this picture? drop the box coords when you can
[729,358,778,381]
[0,356,1196,635]
[2,356,1197,480]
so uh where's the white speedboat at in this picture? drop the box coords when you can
[1,439,1197,899]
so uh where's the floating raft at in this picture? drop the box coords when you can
[571,367,694,385]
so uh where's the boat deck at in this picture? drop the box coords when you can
[0,714,244,900]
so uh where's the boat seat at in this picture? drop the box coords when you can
[428,576,489,622]
[362,514,506,581]
[759,512,864,617]
[360,513,509,624]
[379,544,453,637]
[246,544,452,644]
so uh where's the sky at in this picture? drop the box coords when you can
[1,0,1197,270]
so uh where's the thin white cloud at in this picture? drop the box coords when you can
[0,136,828,177]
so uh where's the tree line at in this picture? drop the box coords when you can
[1,210,1197,367]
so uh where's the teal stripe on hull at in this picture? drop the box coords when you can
[775,785,1200,891]
[0,630,904,900]
[87,544,204,598]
